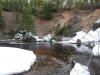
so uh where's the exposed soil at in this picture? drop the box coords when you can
[23,55,71,75]
[34,9,100,36]
[2,9,100,36]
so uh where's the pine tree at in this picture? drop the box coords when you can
[17,1,35,33]
[0,1,4,29]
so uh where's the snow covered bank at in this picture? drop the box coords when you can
[92,45,100,56]
[68,29,100,44]
[32,34,53,42]
[58,27,100,45]
[0,47,36,75]
[70,63,90,75]
[68,31,87,43]
[15,31,53,42]
[95,19,100,23]
[43,34,52,42]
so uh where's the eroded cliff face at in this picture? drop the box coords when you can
[2,9,100,36]
[34,9,100,36]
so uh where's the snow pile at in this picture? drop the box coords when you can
[32,36,44,42]
[60,28,100,44]
[43,34,52,42]
[69,31,87,43]
[59,31,87,44]
[15,31,35,40]
[15,33,23,40]
[69,30,99,43]
[92,45,100,56]
[95,28,100,33]
[81,30,98,43]
[32,34,52,42]
[0,47,36,75]
[81,28,100,44]
[95,19,100,23]
[51,39,57,43]
[15,31,52,42]
[70,63,90,75]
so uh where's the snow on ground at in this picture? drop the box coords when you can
[32,36,44,42]
[58,31,87,44]
[95,19,100,23]
[15,33,23,40]
[70,63,90,75]
[92,45,100,56]
[32,34,52,42]
[59,27,100,44]
[95,28,100,32]
[0,47,36,75]
[43,34,52,41]
[15,31,53,42]
[68,31,87,43]
[81,30,98,43]
[69,29,100,43]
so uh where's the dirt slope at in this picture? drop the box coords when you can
[34,9,100,36]
[2,9,100,36]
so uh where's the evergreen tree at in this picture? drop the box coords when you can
[40,1,54,20]
[17,1,35,33]
[0,1,4,29]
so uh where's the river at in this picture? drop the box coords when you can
[0,42,100,75]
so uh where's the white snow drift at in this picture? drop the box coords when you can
[67,29,100,44]
[70,63,90,75]
[92,44,100,56]
[68,31,87,43]
[15,31,53,42]
[0,47,36,75]
[60,27,100,44]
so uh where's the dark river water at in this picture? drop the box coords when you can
[0,42,100,75]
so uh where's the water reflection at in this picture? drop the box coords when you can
[36,42,52,49]
[34,42,75,62]
[0,42,36,50]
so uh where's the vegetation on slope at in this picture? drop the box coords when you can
[0,0,99,36]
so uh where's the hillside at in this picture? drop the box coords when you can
[2,8,100,37]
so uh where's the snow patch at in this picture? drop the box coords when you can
[58,31,87,44]
[0,47,36,75]
[67,31,87,43]
[59,28,100,45]
[95,19,100,23]
[43,34,52,41]
[70,63,90,75]
[81,30,98,43]
[92,45,100,56]
[15,31,53,42]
